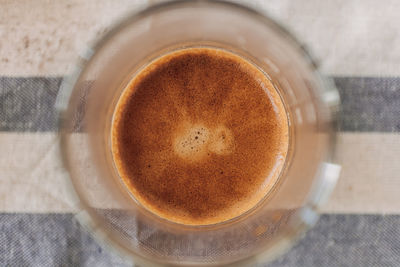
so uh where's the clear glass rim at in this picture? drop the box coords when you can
[57,0,340,266]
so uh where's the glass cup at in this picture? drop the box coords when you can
[57,1,340,266]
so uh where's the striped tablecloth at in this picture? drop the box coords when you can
[1,0,400,266]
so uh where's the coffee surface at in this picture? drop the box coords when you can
[112,48,288,225]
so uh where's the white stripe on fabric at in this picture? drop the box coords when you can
[1,132,399,214]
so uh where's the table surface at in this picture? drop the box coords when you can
[1,0,400,266]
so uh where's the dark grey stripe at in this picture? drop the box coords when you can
[269,214,400,267]
[1,77,399,132]
[335,77,400,132]
[0,213,129,267]
[0,214,399,266]
[0,77,61,132]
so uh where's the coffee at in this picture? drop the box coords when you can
[112,48,288,225]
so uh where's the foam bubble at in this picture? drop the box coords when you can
[173,123,234,161]
[208,125,234,155]
[173,124,210,161]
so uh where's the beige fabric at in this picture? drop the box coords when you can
[1,0,400,76]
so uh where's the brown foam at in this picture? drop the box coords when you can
[111,47,289,225]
